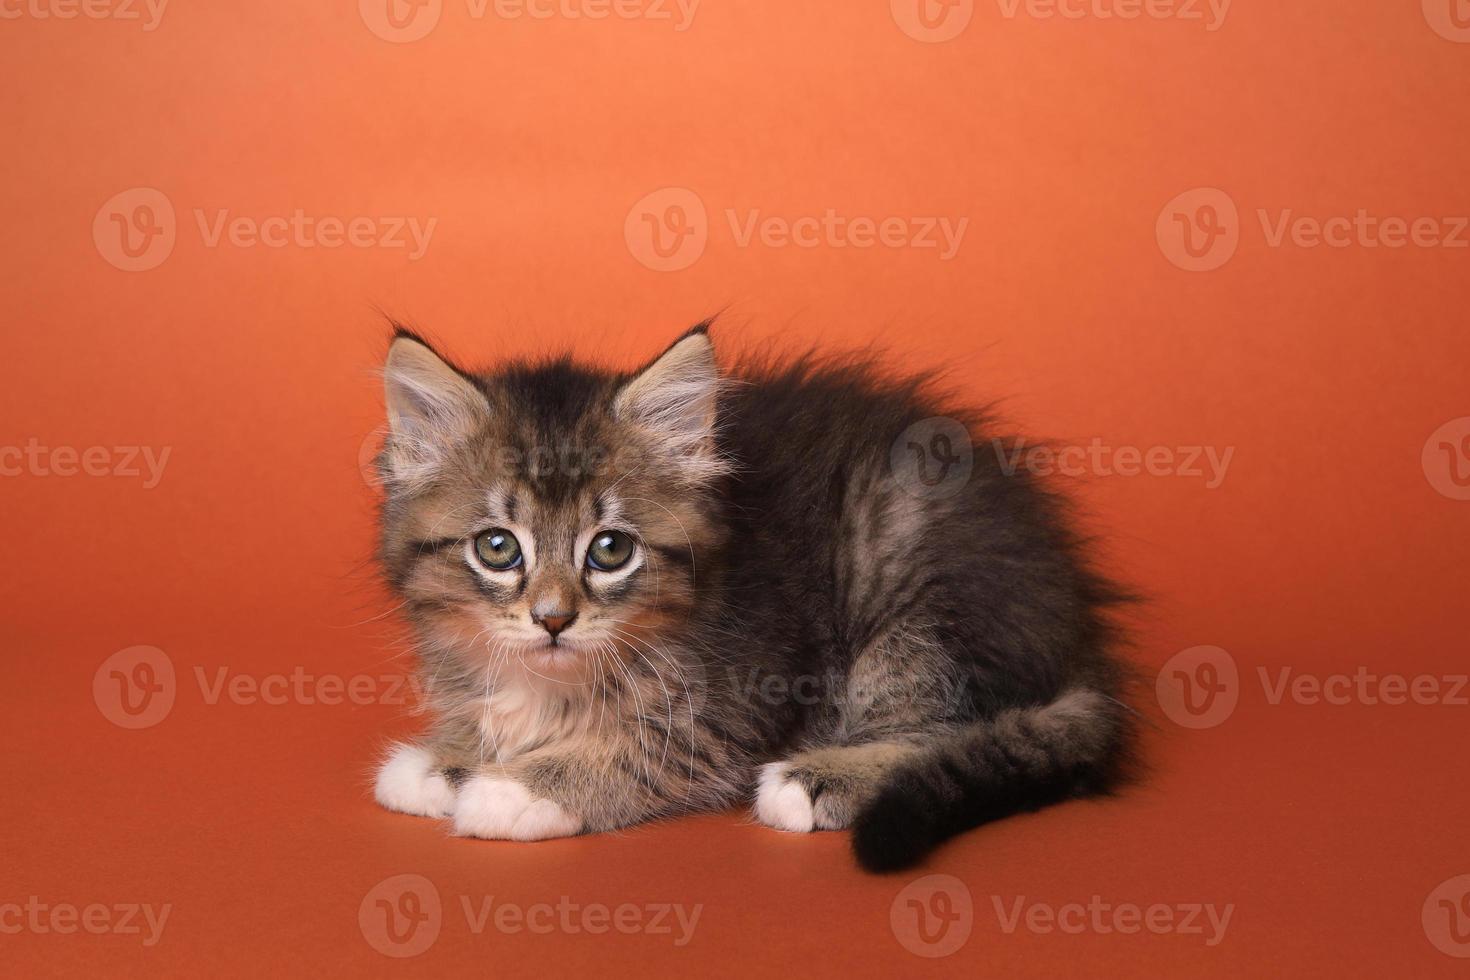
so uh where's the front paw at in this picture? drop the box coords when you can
[452,777,582,841]
[754,761,817,832]
[375,743,456,817]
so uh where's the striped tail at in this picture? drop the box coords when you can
[852,689,1133,872]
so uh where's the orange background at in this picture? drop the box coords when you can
[3,0,1469,975]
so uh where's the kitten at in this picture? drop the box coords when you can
[372,323,1135,871]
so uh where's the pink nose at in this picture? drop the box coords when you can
[534,612,576,637]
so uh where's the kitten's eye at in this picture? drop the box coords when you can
[474,529,522,570]
[587,530,635,571]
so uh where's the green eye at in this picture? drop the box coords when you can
[474,529,522,570]
[587,530,635,571]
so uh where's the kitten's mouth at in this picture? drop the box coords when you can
[519,642,584,674]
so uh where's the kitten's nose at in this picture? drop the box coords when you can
[532,610,577,638]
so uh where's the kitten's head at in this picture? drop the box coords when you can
[377,326,728,681]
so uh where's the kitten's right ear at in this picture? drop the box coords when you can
[614,325,729,486]
[381,333,487,486]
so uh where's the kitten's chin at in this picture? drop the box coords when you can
[518,642,591,679]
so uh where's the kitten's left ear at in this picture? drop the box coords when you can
[615,325,727,482]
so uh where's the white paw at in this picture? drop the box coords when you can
[452,777,582,841]
[375,743,455,818]
[754,762,815,832]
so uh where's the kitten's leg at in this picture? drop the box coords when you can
[756,622,963,833]
[373,717,485,818]
[449,770,583,841]
[373,742,457,818]
[451,721,754,841]
[755,741,927,832]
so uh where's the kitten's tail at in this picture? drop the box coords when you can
[851,688,1134,873]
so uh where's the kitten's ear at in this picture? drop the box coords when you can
[615,326,727,483]
[381,333,487,485]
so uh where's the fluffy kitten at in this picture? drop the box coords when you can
[372,323,1134,871]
